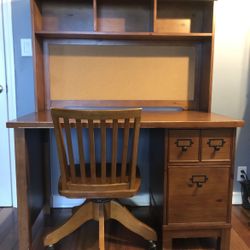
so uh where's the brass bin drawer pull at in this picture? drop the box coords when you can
[207,138,226,151]
[175,138,193,152]
[190,175,208,188]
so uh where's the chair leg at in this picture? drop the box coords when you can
[106,200,157,242]
[99,203,105,250]
[44,201,94,246]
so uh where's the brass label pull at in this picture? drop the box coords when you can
[175,138,193,152]
[190,175,208,188]
[207,138,225,151]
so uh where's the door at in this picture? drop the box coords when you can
[0,2,12,206]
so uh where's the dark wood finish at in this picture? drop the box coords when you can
[6,110,244,129]
[30,0,216,112]
[163,127,238,249]
[33,0,94,32]
[199,41,213,112]
[1,206,249,250]
[10,0,244,249]
[96,0,153,32]
[155,1,213,33]
[201,129,233,162]
[168,129,200,163]
[51,108,142,196]
[33,37,45,111]
[13,129,48,250]
[14,129,31,250]
[35,31,213,40]
[168,166,230,223]
[45,108,157,247]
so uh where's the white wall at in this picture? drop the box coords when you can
[213,0,250,193]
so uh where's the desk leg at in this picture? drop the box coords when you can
[15,128,31,250]
[220,228,231,250]
[15,128,48,249]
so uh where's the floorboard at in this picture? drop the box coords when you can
[0,206,249,250]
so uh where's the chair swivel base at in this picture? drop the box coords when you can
[44,200,157,250]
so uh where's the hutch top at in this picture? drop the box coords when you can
[32,0,216,112]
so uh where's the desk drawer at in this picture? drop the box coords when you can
[168,130,199,163]
[201,129,232,162]
[167,166,229,223]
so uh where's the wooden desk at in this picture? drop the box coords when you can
[7,110,243,250]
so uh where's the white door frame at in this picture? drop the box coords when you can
[1,0,17,207]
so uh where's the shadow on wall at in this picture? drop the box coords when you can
[234,40,250,193]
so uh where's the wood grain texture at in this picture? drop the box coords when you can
[45,108,158,247]
[40,0,93,32]
[51,108,141,196]
[168,129,200,163]
[156,1,213,33]
[167,166,230,223]
[201,129,233,162]
[31,0,215,112]
[14,129,31,250]
[36,31,213,40]
[0,206,249,250]
[6,110,245,129]
[96,0,152,32]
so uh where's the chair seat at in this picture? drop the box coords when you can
[59,176,141,199]
[59,163,141,199]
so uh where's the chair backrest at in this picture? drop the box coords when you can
[51,108,142,192]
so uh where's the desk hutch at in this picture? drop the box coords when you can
[7,0,244,249]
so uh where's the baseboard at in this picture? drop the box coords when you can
[232,192,242,205]
[52,195,85,208]
[52,192,241,208]
[52,193,150,208]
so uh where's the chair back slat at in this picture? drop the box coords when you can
[51,108,141,190]
[76,119,86,182]
[64,118,76,182]
[130,117,141,188]
[100,120,106,183]
[111,119,118,183]
[52,117,68,188]
[88,119,96,182]
[121,118,130,182]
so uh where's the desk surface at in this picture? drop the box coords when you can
[6,110,244,128]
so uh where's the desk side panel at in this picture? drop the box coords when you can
[14,128,48,249]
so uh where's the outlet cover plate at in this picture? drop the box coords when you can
[237,166,247,181]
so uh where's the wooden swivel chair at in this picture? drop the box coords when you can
[44,108,157,249]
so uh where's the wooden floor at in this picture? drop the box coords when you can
[0,206,249,250]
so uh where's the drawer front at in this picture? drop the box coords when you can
[168,130,199,163]
[167,166,229,223]
[201,129,232,162]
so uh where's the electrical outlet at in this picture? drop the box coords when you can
[237,166,247,181]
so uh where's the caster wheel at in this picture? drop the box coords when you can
[148,240,157,249]
[46,245,55,250]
